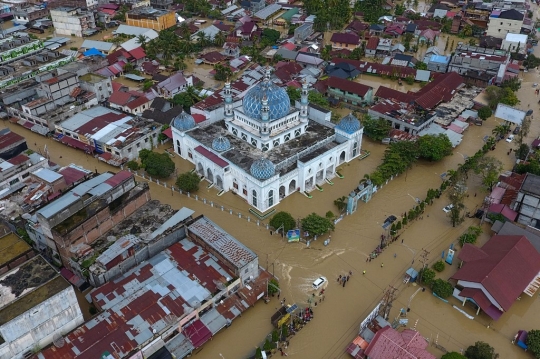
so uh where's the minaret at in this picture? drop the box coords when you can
[260,95,270,140]
[299,78,309,124]
[264,65,272,82]
[224,78,233,122]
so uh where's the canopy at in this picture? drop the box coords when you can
[83,48,105,57]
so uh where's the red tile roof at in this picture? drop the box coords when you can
[366,36,379,50]
[452,235,540,312]
[203,51,226,63]
[192,114,206,123]
[125,95,150,110]
[282,42,296,50]
[414,72,463,109]
[58,167,87,186]
[326,76,372,97]
[104,170,132,187]
[375,86,415,103]
[75,112,125,136]
[0,131,25,150]
[162,127,173,139]
[108,91,132,106]
[274,62,303,82]
[331,32,360,45]
[128,47,146,60]
[194,146,228,168]
[7,153,29,165]
[364,327,435,359]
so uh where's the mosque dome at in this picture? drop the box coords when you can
[242,78,290,121]
[336,113,362,134]
[250,158,276,180]
[212,136,231,152]
[172,112,196,131]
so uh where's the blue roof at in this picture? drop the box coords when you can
[430,55,450,64]
[212,136,231,152]
[336,114,362,134]
[250,158,275,180]
[172,112,196,131]
[243,78,290,121]
[83,48,105,57]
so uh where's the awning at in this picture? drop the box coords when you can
[194,146,228,168]
[162,127,173,139]
[83,48,105,57]
[124,73,146,81]
[23,121,35,129]
[184,320,212,348]
[60,136,95,152]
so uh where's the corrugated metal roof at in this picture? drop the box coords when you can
[32,168,63,183]
[151,208,195,239]
[97,234,140,266]
[254,3,282,19]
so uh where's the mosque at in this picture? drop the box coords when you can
[170,69,364,213]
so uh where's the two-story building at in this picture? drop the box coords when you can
[448,44,510,86]
[156,72,194,98]
[325,76,374,106]
[486,9,525,38]
[125,7,176,30]
[50,7,97,37]
[79,72,113,103]
[330,33,360,50]
[513,173,540,229]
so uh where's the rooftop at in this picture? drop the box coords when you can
[127,7,172,19]
[187,216,257,269]
[0,256,69,325]
[32,168,63,183]
[521,173,540,196]
[188,119,335,174]
[0,233,31,268]
[0,130,25,151]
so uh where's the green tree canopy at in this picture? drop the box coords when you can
[458,226,483,246]
[362,115,392,141]
[473,156,503,191]
[477,106,492,121]
[515,143,530,160]
[441,352,467,359]
[418,267,435,286]
[417,134,453,161]
[140,150,175,178]
[176,171,200,192]
[415,61,428,70]
[432,279,453,298]
[301,213,335,237]
[485,86,519,108]
[464,341,496,359]
[269,211,296,233]
[286,86,301,105]
[524,54,540,69]
[261,28,281,46]
[308,91,329,108]
[526,329,540,358]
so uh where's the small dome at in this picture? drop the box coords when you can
[250,158,275,180]
[336,113,362,134]
[212,136,231,152]
[172,112,196,131]
[242,75,290,121]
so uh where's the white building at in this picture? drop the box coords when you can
[486,9,525,38]
[501,33,528,53]
[0,255,84,359]
[172,69,364,213]
[50,7,96,38]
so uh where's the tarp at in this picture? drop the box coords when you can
[83,48,105,57]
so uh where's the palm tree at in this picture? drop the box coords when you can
[197,32,209,47]
[492,124,510,139]
[334,196,348,213]
[135,35,147,50]
[321,44,332,61]
[462,25,473,37]
[213,31,226,47]
[179,22,191,39]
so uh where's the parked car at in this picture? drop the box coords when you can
[506,135,515,143]
[443,204,454,213]
[513,126,521,135]
[312,276,327,290]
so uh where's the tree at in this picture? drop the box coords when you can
[126,160,139,171]
[415,61,428,70]
[418,267,435,286]
[308,91,329,108]
[485,86,519,108]
[527,330,540,359]
[491,123,510,139]
[473,156,503,191]
[176,171,200,192]
[286,86,301,105]
[447,182,467,227]
[142,80,153,91]
[362,115,391,141]
[321,44,333,61]
[261,28,281,46]
[441,352,467,359]
[515,143,530,160]
[139,151,175,178]
[301,213,335,237]
[432,279,453,298]
[477,106,492,121]
[135,34,148,50]
[432,260,445,272]
[524,54,540,69]
[268,278,280,295]
[465,341,496,359]
[517,109,532,149]
[459,226,483,246]
[417,134,453,161]
[334,196,348,212]
[501,77,521,92]
[213,64,232,82]
[213,31,226,47]
[325,210,335,219]
[270,211,296,233]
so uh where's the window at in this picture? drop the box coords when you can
[145,138,149,143]
[233,180,239,190]
[241,133,247,141]
[284,133,291,141]
[268,190,274,207]
[251,138,258,146]
[262,144,269,152]
[252,190,257,206]
[273,139,280,146]
[115,151,120,155]
[128,147,132,152]
[294,129,301,137]
[136,143,140,148]
[232,128,238,136]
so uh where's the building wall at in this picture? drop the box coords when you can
[126,12,176,31]
[0,249,35,276]
[486,18,523,38]
[51,10,96,37]
[0,285,84,359]
[330,41,359,50]
[53,186,151,269]
[79,76,112,102]
[368,109,434,135]
[0,157,48,191]
[327,86,373,105]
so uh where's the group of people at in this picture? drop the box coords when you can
[337,271,353,287]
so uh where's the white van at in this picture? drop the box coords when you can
[312,276,327,290]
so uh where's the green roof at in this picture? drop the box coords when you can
[281,7,299,21]
[0,233,31,268]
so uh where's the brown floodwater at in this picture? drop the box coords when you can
[4,14,540,359]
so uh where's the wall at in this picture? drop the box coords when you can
[486,18,523,38]
[0,285,84,359]
[126,12,176,31]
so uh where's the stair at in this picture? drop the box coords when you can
[325,178,334,185]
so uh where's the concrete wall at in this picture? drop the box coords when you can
[0,285,84,359]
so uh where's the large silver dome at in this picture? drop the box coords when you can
[250,158,275,180]
[172,112,196,131]
[242,75,290,121]
[212,136,231,152]
[336,113,362,134]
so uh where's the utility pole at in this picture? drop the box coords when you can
[378,285,398,320]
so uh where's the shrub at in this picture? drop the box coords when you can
[432,260,445,272]
[126,160,139,171]
[325,210,335,219]
[418,267,435,286]
[176,171,200,193]
[432,279,453,298]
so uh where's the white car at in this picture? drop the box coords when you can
[506,135,515,143]
[312,276,327,290]
[443,204,454,213]
[534,83,538,87]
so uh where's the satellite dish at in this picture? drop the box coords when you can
[53,333,65,348]
[22,213,31,220]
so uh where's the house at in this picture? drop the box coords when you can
[366,36,379,57]
[426,54,450,73]
[376,38,392,57]
[125,7,176,31]
[389,54,417,68]
[240,0,266,13]
[223,42,241,58]
[384,24,404,37]
[369,24,385,35]
[274,62,303,83]
[486,9,525,38]
[390,43,405,56]
[294,22,314,42]
[429,3,450,18]
[480,35,503,49]
[325,62,361,79]
[346,20,369,35]
[501,33,528,53]
[0,128,27,160]
[50,7,97,38]
[448,44,510,85]
[364,326,436,359]
[330,33,360,50]
[418,28,438,44]
[236,21,258,39]
[295,52,325,68]
[405,23,417,34]
[325,76,374,106]
[108,90,153,115]
[413,19,442,33]
[513,173,540,228]
[202,51,227,65]
[452,235,540,319]
[156,72,194,98]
